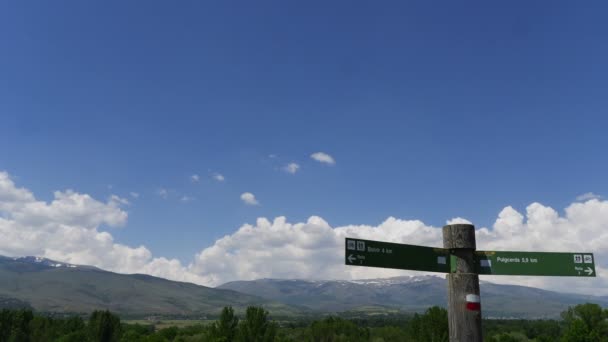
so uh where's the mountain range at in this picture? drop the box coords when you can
[219,276,608,318]
[0,256,298,318]
[1,255,606,319]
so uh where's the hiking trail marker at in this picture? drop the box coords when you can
[345,238,450,273]
[345,224,597,342]
[344,238,595,278]
[476,251,596,277]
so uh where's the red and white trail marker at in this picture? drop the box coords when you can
[466,294,481,311]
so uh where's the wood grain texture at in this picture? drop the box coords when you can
[443,224,483,342]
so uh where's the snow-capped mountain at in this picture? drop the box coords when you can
[0,255,297,317]
[218,276,608,318]
[12,256,80,268]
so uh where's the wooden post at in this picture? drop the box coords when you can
[443,224,482,342]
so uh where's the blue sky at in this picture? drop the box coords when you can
[1,1,608,266]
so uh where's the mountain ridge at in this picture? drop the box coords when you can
[218,275,608,318]
[0,255,301,318]
[2,255,606,319]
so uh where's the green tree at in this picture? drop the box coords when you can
[406,306,448,342]
[561,303,608,342]
[157,326,179,341]
[371,326,409,342]
[89,310,122,342]
[56,331,88,342]
[7,309,34,342]
[492,333,525,342]
[236,306,277,342]
[308,316,370,342]
[120,323,155,342]
[29,315,52,342]
[209,306,240,342]
[63,316,86,333]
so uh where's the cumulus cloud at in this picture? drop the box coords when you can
[310,152,335,165]
[2,170,608,296]
[283,163,300,174]
[191,174,200,183]
[213,173,225,182]
[0,171,205,285]
[0,174,35,212]
[130,192,140,199]
[470,201,608,293]
[190,201,608,294]
[189,216,442,286]
[577,192,602,202]
[240,192,259,206]
[446,217,472,225]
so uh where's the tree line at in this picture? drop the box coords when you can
[0,303,606,341]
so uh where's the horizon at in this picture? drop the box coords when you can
[1,1,607,297]
[3,255,603,302]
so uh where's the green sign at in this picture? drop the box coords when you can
[476,251,596,277]
[345,238,450,273]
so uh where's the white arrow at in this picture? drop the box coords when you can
[348,254,357,263]
[585,267,594,276]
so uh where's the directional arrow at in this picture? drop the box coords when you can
[344,238,451,273]
[476,251,596,277]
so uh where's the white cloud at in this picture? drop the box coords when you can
[2,170,608,296]
[213,173,225,182]
[577,192,602,202]
[0,173,34,212]
[157,188,168,199]
[310,152,335,165]
[191,174,200,183]
[180,195,195,203]
[109,195,130,206]
[189,216,441,286]
[240,192,259,206]
[446,217,472,225]
[190,200,608,294]
[283,163,300,174]
[130,192,140,199]
[0,171,205,285]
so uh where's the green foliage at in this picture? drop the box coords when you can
[209,306,239,341]
[56,330,88,342]
[406,306,448,342]
[0,309,33,342]
[157,326,179,340]
[484,318,562,342]
[560,303,608,342]
[89,310,123,342]
[308,316,370,342]
[0,303,605,341]
[120,323,155,341]
[236,306,278,342]
[488,332,529,342]
[369,326,408,342]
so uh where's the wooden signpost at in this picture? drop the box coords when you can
[345,224,597,342]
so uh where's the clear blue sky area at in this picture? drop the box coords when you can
[1,1,607,262]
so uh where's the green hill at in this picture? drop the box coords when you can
[0,256,301,318]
